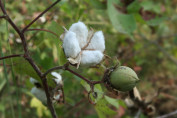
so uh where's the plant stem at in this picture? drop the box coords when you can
[66,67,91,84]
[43,64,68,77]
[66,67,103,86]
[0,15,6,18]
[26,29,59,38]
[0,0,61,118]
[22,0,61,33]
[0,54,23,60]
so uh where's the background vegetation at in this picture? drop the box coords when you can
[0,0,177,118]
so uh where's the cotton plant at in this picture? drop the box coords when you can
[61,21,105,68]
[30,72,63,104]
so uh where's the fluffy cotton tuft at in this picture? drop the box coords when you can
[51,72,62,85]
[31,87,47,104]
[62,21,105,67]
[30,77,38,85]
[69,21,88,48]
[63,31,81,58]
[80,50,104,66]
[86,31,105,52]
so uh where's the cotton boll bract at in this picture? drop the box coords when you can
[86,31,105,52]
[31,87,47,104]
[63,31,81,58]
[69,21,88,48]
[80,50,104,66]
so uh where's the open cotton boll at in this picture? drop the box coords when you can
[63,31,81,58]
[80,50,104,66]
[86,31,105,52]
[30,77,38,85]
[31,87,47,104]
[69,21,88,48]
[51,72,62,85]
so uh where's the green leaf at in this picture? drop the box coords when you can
[90,0,106,9]
[30,97,50,117]
[140,1,161,14]
[105,96,119,109]
[107,0,136,35]
[147,17,168,26]
[0,23,6,33]
[58,43,67,65]
[13,57,55,87]
[0,79,6,92]
[95,99,117,118]
[127,0,141,14]
[81,80,104,104]
[46,21,67,65]
[174,35,177,45]
[118,99,127,108]
[45,21,61,42]
[81,80,91,92]
[13,57,41,81]
[134,14,146,24]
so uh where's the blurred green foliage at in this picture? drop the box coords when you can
[0,0,177,118]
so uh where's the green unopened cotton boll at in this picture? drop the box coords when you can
[110,66,140,92]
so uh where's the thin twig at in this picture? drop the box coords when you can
[66,67,103,85]
[0,15,6,18]
[26,29,59,38]
[0,1,7,14]
[156,110,177,118]
[22,0,61,32]
[66,67,91,84]
[43,65,67,77]
[41,77,57,118]
[0,54,23,60]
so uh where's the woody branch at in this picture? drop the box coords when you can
[0,0,61,118]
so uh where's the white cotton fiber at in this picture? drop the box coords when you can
[69,21,88,48]
[31,87,47,104]
[86,31,105,52]
[51,72,62,85]
[80,50,104,66]
[53,94,60,101]
[63,31,81,58]
[30,77,38,85]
